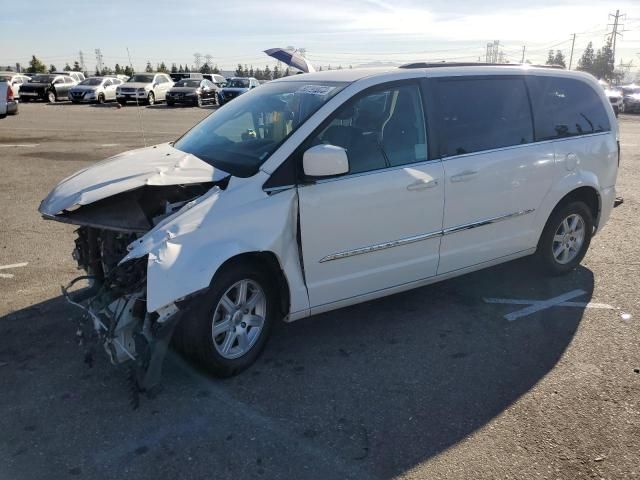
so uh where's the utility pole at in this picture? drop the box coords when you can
[608,10,626,64]
[94,48,103,74]
[193,53,202,71]
[520,45,526,64]
[568,34,576,70]
[78,50,86,73]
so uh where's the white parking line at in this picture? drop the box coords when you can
[483,289,603,321]
[0,144,40,147]
[99,143,120,147]
[0,262,29,270]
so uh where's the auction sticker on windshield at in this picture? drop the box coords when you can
[297,85,337,96]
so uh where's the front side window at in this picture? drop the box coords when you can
[174,80,347,177]
[529,76,611,140]
[305,83,428,175]
[435,77,533,157]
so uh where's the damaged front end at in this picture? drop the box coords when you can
[49,181,218,406]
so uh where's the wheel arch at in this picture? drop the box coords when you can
[215,251,291,318]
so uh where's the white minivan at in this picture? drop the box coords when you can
[39,64,619,393]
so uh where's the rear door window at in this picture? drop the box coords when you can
[434,77,533,157]
[527,76,611,140]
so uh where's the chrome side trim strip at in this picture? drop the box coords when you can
[318,208,535,263]
[442,209,535,235]
[319,230,441,263]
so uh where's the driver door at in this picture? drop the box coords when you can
[297,81,445,308]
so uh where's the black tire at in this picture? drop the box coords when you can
[179,260,277,377]
[118,100,126,106]
[0,113,6,119]
[537,200,593,276]
[147,91,155,105]
[47,90,57,103]
[195,95,203,107]
[97,93,105,104]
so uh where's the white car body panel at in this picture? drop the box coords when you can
[298,162,444,307]
[39,143,225,216]
[0,82,8,116]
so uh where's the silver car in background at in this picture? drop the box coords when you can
[116,73,173,106]
[69,76,124,104]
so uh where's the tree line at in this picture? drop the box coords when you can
[545,38,618,82]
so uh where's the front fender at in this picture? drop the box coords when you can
[124,174,308,315]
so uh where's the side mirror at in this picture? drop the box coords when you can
[303,144,349,178]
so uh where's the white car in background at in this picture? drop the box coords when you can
[0,82,18,118]
[116,73,173,105]
[0,72,31,99]
[598,79,623,116]
[69,76,124,104]
[39,64,620,393]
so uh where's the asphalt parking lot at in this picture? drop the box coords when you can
[1,102,639,480]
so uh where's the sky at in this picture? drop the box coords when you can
[1,0,639,77]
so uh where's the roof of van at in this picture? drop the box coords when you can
[275,63,592,84]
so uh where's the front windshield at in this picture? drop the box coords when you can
[174,80,347,177]
[128,74,154,83]
[227,79,250,88]
[175,79,201,87]
[80,78,103,86]
[31,74,55,83]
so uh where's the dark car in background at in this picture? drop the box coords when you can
[621,84,640,113]
[19,74,77,103]
[166,78,219,107]
[218,77,259,105]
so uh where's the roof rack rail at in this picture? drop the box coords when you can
[398,61,565,69]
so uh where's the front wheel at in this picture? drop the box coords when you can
[147,91,155,105]
[195,95,203,107]
[537,201,593,275]
[47,91,56,103]
[97,93,105,104]
[178,262,276,377]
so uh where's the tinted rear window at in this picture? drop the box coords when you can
[435,77,533,157]
[527,76,610,140]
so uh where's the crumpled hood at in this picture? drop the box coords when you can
[39,143,227,216]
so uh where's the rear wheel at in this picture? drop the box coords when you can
[47,90,56,103]
[537,201,593,275]
[179,261,276,377]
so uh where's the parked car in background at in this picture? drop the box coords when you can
[69,76,124,104]
[0,72,31,99]
[52,71,86,83]
[116,73,173,105]
[218,77,259,105]
[0,82,18,118]
[169,72,203,82]
[598,80,623,116]
[19,74,77,102]
[620,84,640,113]
[166,78,219,107]
[202,73,227,87]
[38,64,619,392]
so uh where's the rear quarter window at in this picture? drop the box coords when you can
[434,77,533,157]
[526,76,611,141]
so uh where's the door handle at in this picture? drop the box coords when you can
[407,178,438,191]
[450,170,478,183]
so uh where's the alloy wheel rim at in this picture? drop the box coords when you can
[148,93,154,105]
[552,213,585,264]
[48,92,55,102]
[211,279,266,359]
